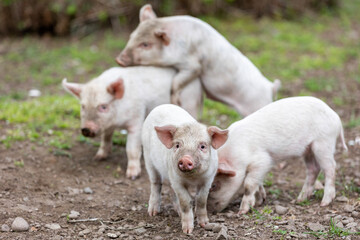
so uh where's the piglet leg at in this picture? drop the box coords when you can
[125,125,142,179]
[93,129,114,161]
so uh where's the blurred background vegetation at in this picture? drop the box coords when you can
[1,0,339,36]
[0,0,359,154]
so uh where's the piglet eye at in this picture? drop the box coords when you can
[97,104,109,113]
[199,143,207,151]
[139,42,151,49]
[175,143,180,149]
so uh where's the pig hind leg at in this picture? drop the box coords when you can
[297,148,320,202]
[239,154,272,214]
[255,185,266,207]
[147,166,162,216]
[312,140,337,206]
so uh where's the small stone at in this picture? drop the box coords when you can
[84,187,93,194]
[1,224,10,232]
[79,228,91,236]
[336,221,344,228]
[154,236,163,240]
[216,218,225,222]
[307,222,325,232]
[342,217,354,224]
[68,210,80,219]
[28,89,41,97]
[351,211,359,218]
[135,227,146,235]
[205,223,217,231]
[107,232,118,238]
[344,205,355,213]
[45,223,61,230]
[165,226,171,233]
[11,217,29,232]
[213,224,222,233]
[98,227,106,233]
[336,196,348,202]
[216,226,228,240]
[346,222,357,229]
[275,205,288,215]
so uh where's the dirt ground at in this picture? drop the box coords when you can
[1,85,360,240]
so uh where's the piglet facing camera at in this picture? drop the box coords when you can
[207,96,347,214]
[142,104,228,234]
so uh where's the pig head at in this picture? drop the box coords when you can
[62,78,125,138]
[116,4,171,67]
[155,124,228,175]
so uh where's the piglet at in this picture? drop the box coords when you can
[116,4,281,116]
[207,96,347,214]
[62,67,202,179]
[142,104,228,233]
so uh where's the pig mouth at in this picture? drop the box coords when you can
[115,57,128,67]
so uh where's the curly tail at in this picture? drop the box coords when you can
[272,79,281,101]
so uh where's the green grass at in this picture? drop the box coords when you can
[305,218,360,238]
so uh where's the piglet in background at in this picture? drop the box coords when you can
[142,104,228,233]
[207,96,347,214]
[116,4,281,116]
[62,67,202,179]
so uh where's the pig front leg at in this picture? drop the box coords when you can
[147,167,162,216]
[172,183,194,234]
[171,62,201,106]
[195,184,211,228]
[93,129,114,161]
[125,125,142,179]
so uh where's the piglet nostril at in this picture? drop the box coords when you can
[81,128,90,137]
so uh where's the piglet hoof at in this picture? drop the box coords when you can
[92,154,108,161]
[182,225,194,235]
[126,166,141,180]
[320,200,332,207]
[148,209,159,217]
[198,216,209,228]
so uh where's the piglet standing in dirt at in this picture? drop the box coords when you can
[142,104,228,233]
[116,4,281,116]
[207,96,347,214]
[62,67,202,179]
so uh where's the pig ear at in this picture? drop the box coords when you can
[107,78,125,99]
[154,30,170,46]
[208,126,228,149]
[62,78,82,99]
[139,4,157,22]
[217,162,236,177]
[154,125,177,149]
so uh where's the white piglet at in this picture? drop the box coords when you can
[207,96,347,214]
[62,67,202,179]
[116,4,281,116]
[142,104,228,234]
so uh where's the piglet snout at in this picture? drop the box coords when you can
[116,52,131,67]
[82,121,98,138]
[178,155,194,172]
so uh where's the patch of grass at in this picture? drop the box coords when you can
[296,199,311,206]
[273,228,287,235]
[269,188,282,199]
[314,189,324,200]
[53,150,72,158]
[14,159,24,168]
[317,172,325,181]
[347,113,360,128]
[304,77,336,92]
[201,99,240,126]
[0,95,79,151]
[305,218,360,238]
[264,172,274,187]
[273,216,282,220]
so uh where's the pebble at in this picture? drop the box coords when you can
[344,205,355,213]
[135,227,146,235]
[213,224,222,233]
[79,228,91,236]
[154,236,163,240]
[45,223,61,230]
[11,217,29,232]
[342,217,354,224]
[107,232,118,239]
[346,222,357,229]
[336,196,348,202]
[1,224,10,232]
[164,226,171,233]
[84,187,93,194]
[275,205,288,215]
[28,89,41,97]
[98,227,106,233]
[352,211,359,218]
[216,226,228,240]
[336,221,344,228]
[307,222,325,232]
[205,223,217,231]
[68,210,80,219]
